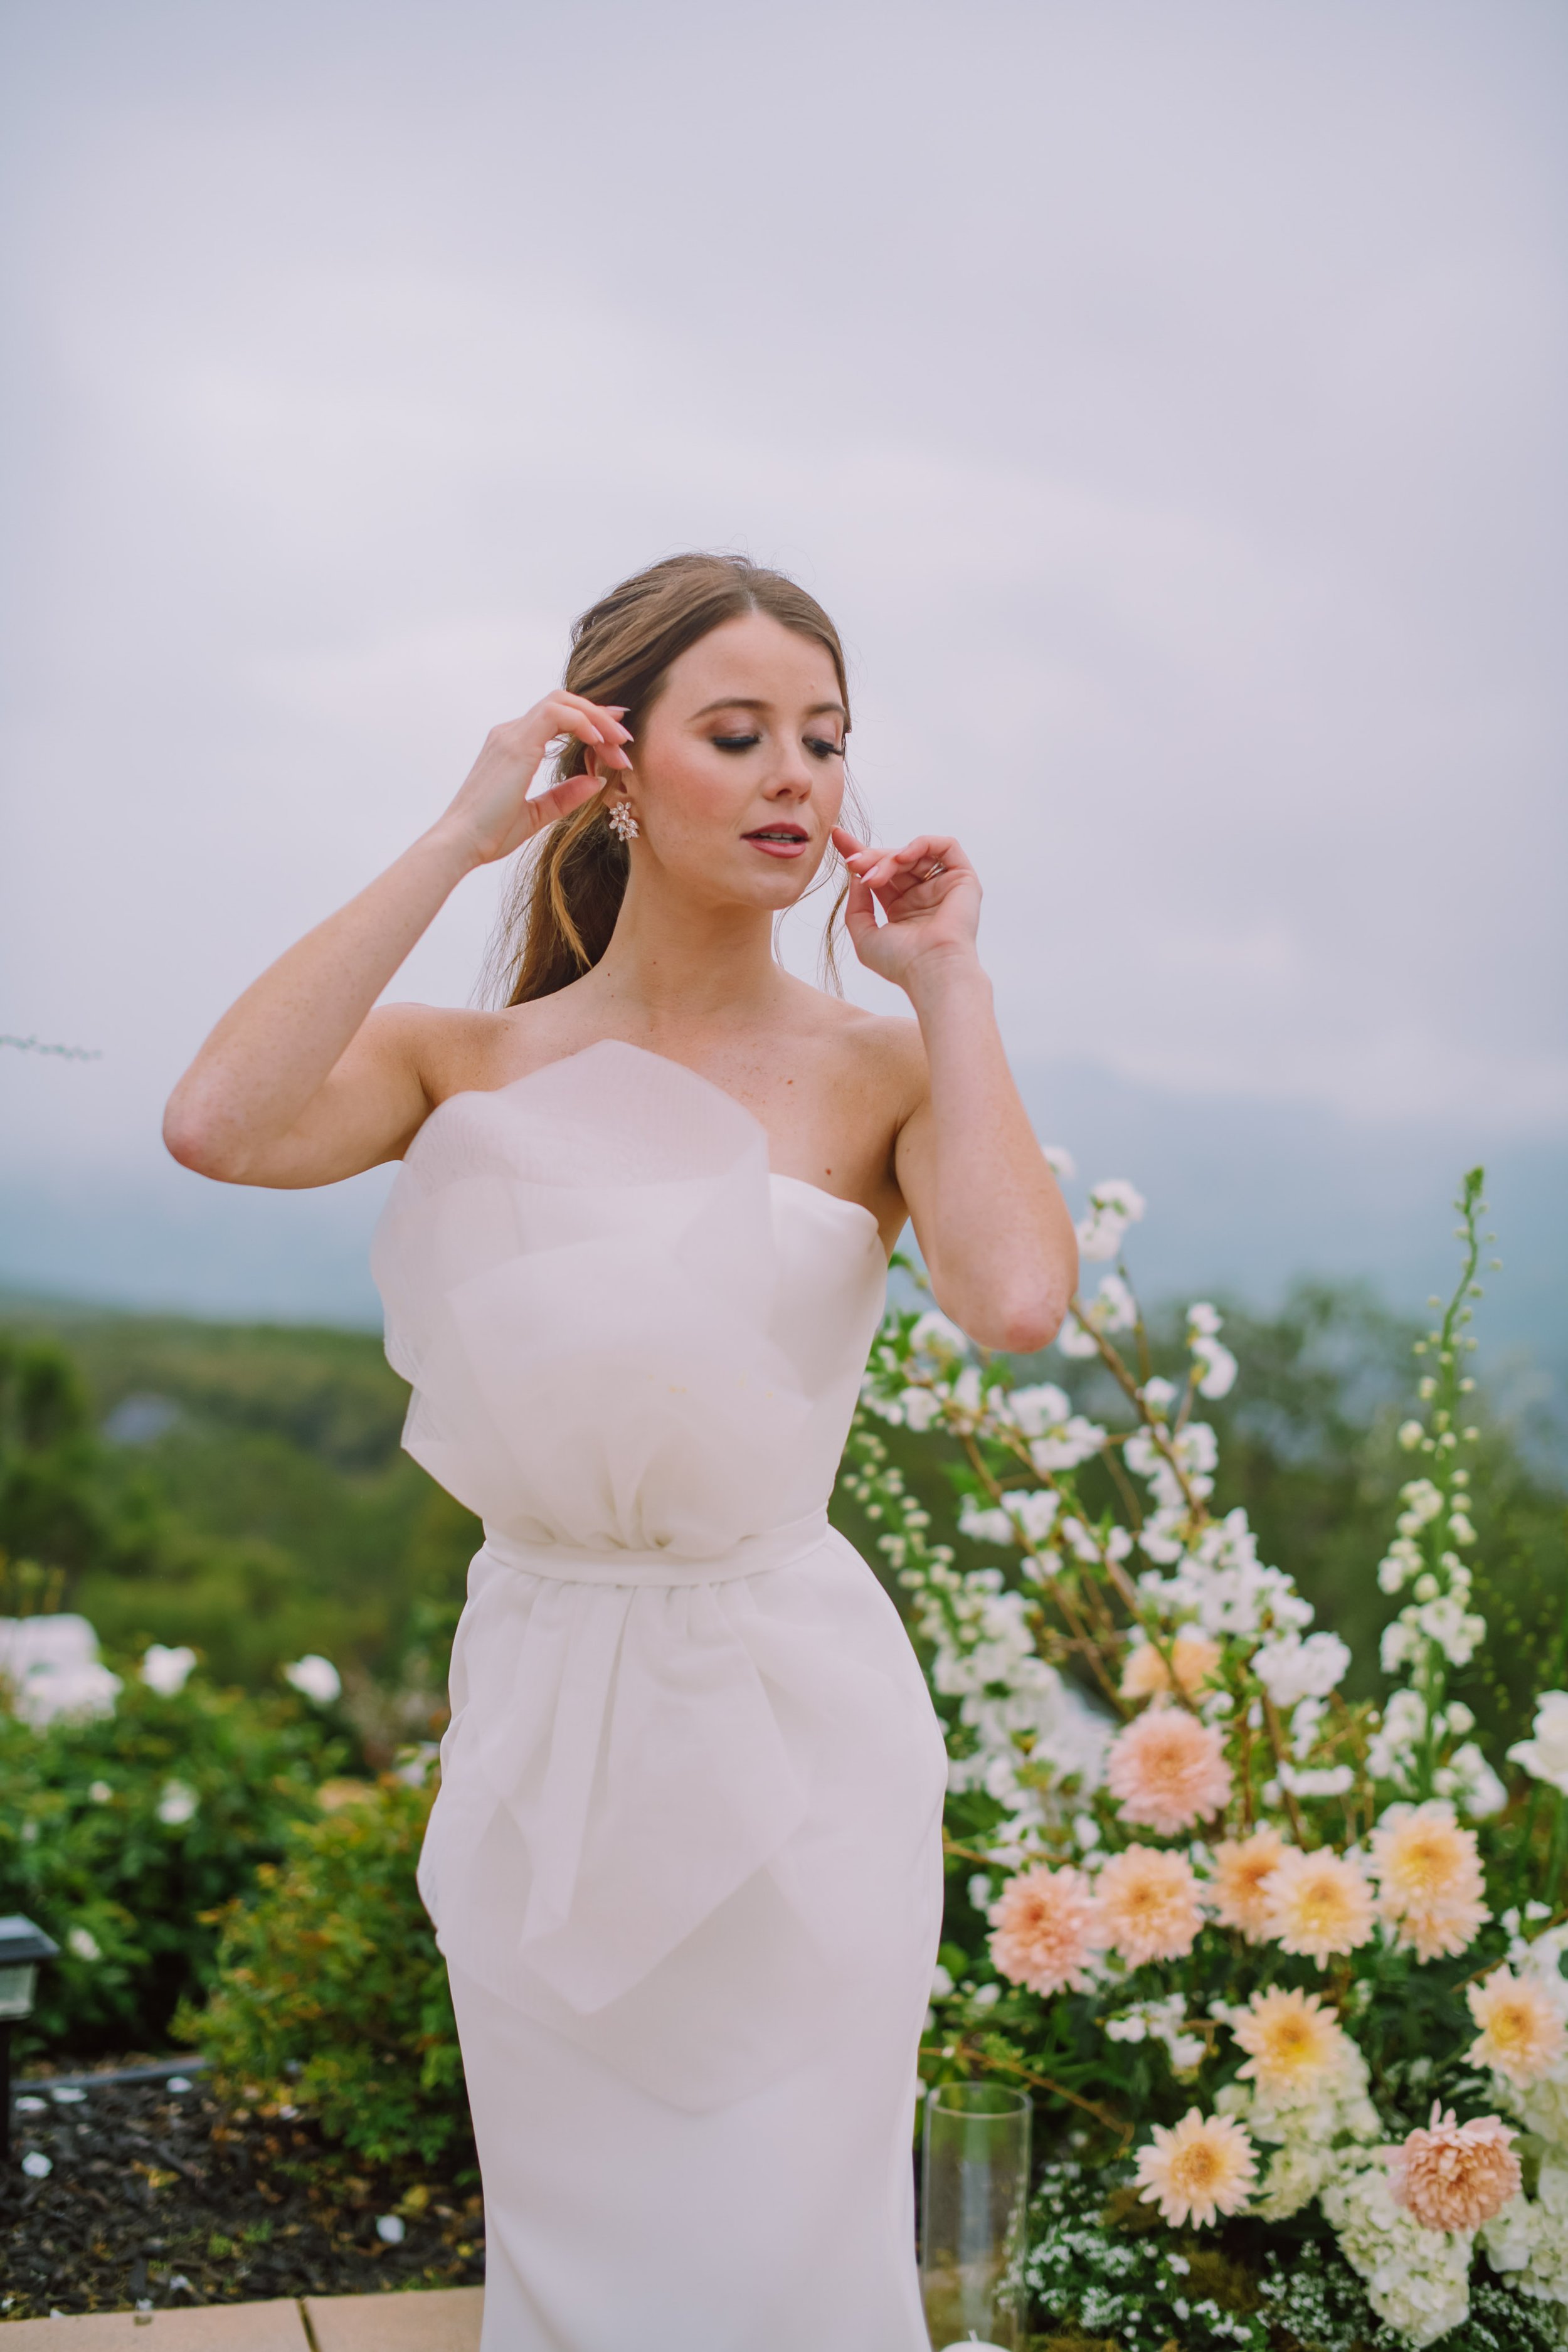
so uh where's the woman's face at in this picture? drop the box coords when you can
[610,611,848,909]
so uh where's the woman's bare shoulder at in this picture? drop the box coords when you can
[364,999,565,1113]
[798,988,930,1121]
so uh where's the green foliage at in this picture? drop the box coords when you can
[185,1776,470,2173]
[0,1660,340,2057]
[0,1307,481,1695]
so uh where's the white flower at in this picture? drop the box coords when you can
[958,1496,1015,1546]
[1413,1594,1485,1666]
[1510,1693,1568,1795]
[21,2151,51,2179]
[1480,2145,1568,2305]
[67,1927,102,1963]
[1029,1416,1107,1474]
[1002,1382,1072,1437]
[1447,1741,1507,1818]
[1367,1689,1428,1783]
[909,1310,970,1360]
[1398,1420,1426,1450]
[1279,1763,1355,1799]
[375,2214,406,2245]
[1076,1178,1147,1261]
[88,1780,112,1804]
[1140,1377,1177,1422]
[1397,1479,1445,1531]
[1382,1619,1417,1673]
[1054,1313,1101,1359]
[283,1655,341,1705]
[1254,1631,1351,1708]
[931,1962,955,2000]
[898,1387,942,1431]
[1080,1273,1136,1335]
[0,1614,121,1727]
[1041,1143,1076,1180]
[1005,1490,1062,1545]
[139,1643,197,1697]
[1187,1302,1222,1338]
[156,1779,199,1827]
[1322,2160,1475,2346]
[1193,1339,1238,1399]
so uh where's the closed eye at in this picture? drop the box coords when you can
[711,733,761,753]
[805,736,845,761]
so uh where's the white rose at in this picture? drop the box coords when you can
[140,1644,197,1697]
[1510,1692,1568,1795]
[283,1655,342,1705]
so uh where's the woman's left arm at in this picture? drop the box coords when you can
[834,827,1077,1353]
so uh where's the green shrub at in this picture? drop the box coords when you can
[0,1656,341,2057]
[184,1773,470,2173]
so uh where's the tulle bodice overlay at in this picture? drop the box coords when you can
[373,1040,887,1553]
[371,1042,946,2119]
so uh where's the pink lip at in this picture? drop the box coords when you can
[742,828,810,859]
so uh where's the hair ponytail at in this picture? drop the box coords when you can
[486,553,854,1007]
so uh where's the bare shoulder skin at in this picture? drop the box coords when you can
[166,611,1075,1348]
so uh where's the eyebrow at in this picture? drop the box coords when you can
[690,696,849,724]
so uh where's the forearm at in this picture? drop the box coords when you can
[164,822,479,1178]
[902,950,1078,1352]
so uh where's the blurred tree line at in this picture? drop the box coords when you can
[1,1283,1563,1758]
[0,1311,479,1693]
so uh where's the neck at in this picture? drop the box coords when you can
[587,865,789,1029]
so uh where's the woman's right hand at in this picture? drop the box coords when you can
[438,692,633,866]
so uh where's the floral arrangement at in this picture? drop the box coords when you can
[854,1165,1568,2349]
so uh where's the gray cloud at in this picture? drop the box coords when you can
[2,0,1564,1217]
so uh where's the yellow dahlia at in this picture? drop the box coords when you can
[1096,1845,1205,1966]
[988,1864,1106,1996]
[1466,1966,1568,2089]
[1389,2103,1521,2232]
[1120,1631,1222,1703]
[1211,1826,1286,1942]
[1106,1706,1232,1837]
[1134,2108,1257,2228]
[1261,1846,1375,1966]
[1232,1986,1346,2096]
[1370,1801,1489,1963]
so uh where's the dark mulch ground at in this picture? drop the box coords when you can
[1,2060,485,2322]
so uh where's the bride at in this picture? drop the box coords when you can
[165,553,1076,2350]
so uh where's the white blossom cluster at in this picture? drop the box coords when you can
[0,1614,122,1726]
[855,1161,1371,1833]
[1368,1195,1503,1818]
[1214,2028,1380,2224]
[1103,1993,1205,2077]
[1321,2159,1476,2348]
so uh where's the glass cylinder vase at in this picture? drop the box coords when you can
[920,2080,1032,2350]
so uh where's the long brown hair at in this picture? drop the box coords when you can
[487,553,858,1005]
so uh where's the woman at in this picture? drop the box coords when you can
[166,553,1076,2351]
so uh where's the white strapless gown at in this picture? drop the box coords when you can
[372,1042,948,2351]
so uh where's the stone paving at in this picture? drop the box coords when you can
[0,2288,483,2348]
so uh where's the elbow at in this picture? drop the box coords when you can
[951,1282,1073,1359]
[993,1290,1071,1357]
[162,1092,245,1184]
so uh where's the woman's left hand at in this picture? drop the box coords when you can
[832,827,982,990]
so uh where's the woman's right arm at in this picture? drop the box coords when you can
[162,693,632,1189]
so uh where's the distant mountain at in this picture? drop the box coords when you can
[1,1059,1561,1402]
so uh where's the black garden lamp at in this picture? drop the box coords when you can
[0,1914,59,2159]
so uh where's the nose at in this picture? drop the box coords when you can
[762,741,814,800]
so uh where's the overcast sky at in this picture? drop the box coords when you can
[2,0,1564,1224]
